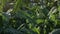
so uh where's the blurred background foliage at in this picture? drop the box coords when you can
[0,0,60,34]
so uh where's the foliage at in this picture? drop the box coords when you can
[0,0,60,34]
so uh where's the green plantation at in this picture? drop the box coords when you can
[0,0,60,34]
